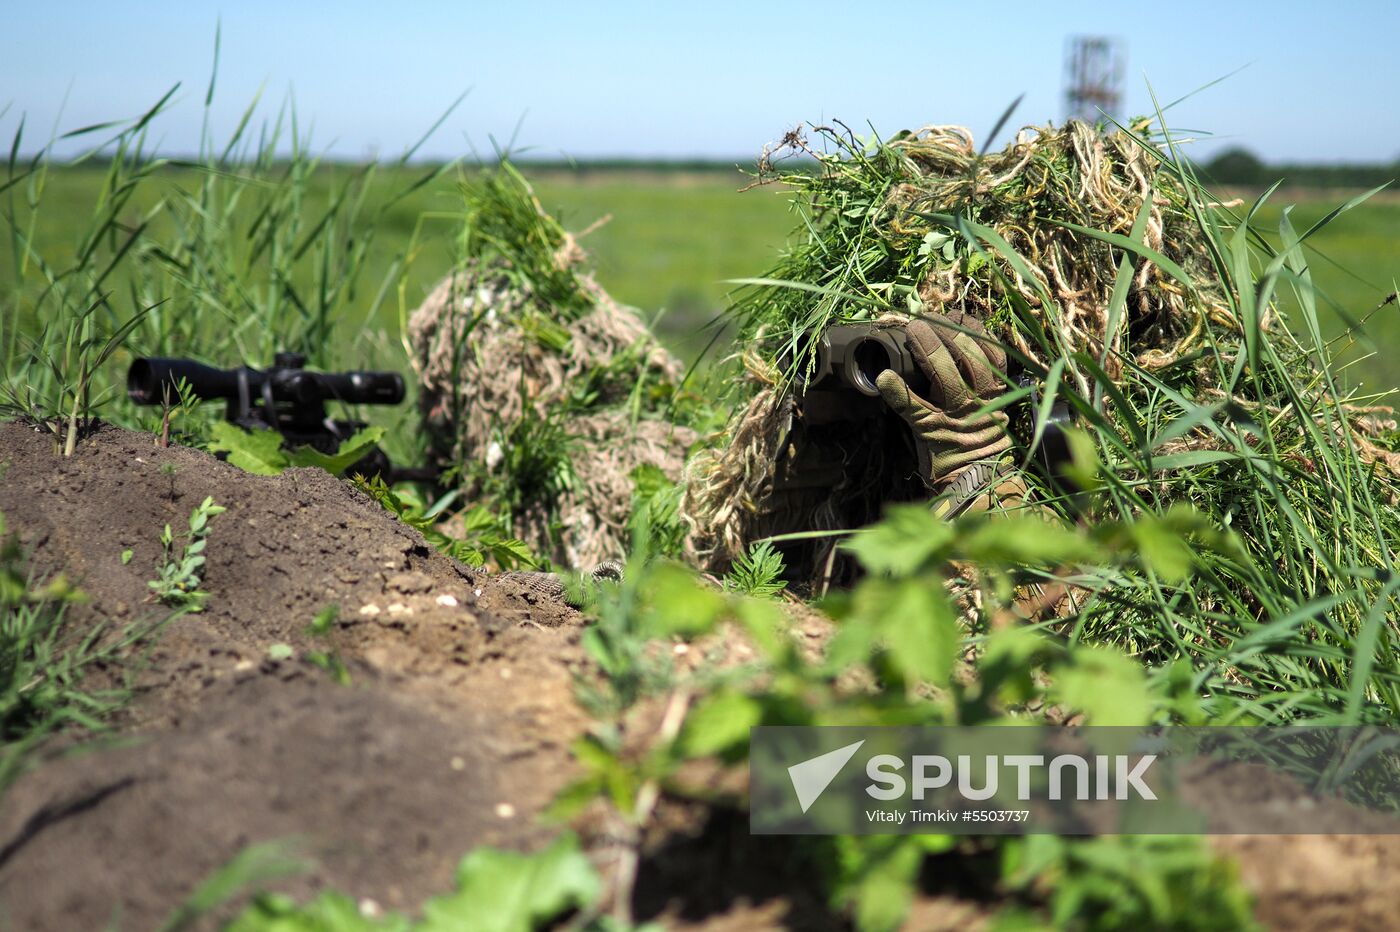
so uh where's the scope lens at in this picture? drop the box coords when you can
[350,372,405,404]
[849,338,895,397]
[126,359,156,403]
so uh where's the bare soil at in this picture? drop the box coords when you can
[0,421,586,931]
[0,420,1397,931]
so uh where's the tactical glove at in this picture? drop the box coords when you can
[875,312,1011,491]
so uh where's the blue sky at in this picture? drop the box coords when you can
[4,0,1397,164]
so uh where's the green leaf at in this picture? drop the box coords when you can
[681,690,761,757]
[267,643,294,661]
[853,578,959,688]
[120,549,133,565]
[845,506,954,576]
[1129,515,1196,584]
[1052,647,1153,726]
[957,516,1099,568]
[307,604,339,637]
[285,426,386,476]
[723,539,787,598]
[207,421,288,476]
[226,891,407,931]
[420,832,599,932]
[642,562,725,638]
[732,596,786,659]
[306,650,352,686]
[1060,426,1103,494]
[166,841,311,932]
[844,838,924,932]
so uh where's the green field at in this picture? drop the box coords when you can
[1247,195,1400,392]
[1,164,797,366]
[6,164,1396,389]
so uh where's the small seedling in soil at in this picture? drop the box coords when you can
[155,377,203,449]
[266,643,294,661]
[306,604,338,637]
[159,462,179,501]
[120,549,133,565]
[148,496,225,612]
[306,649,351,686]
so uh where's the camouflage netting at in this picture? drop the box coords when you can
[408,167,695,568]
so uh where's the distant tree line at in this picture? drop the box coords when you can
[1203,147,1399,189]
[44,149,1397,189]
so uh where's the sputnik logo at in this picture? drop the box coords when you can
[787,740,865,813]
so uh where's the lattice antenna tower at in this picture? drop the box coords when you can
[1065,36,1125,125]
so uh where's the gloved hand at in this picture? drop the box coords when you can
[875,311,1011,491]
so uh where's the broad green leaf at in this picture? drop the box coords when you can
[681,690,761,757]
[822,618,877,672]
[732,596,786,659]
[845,838,924,932]
[286,426,386,476]
[1060,427,1103,494]
[642,561,725,638]
[207,421,287,475]
[1129,516,1196,584]
[958,516,1099,568]
[1052,647,1153,727]
[853,578,959,688]
[420,832,599,932]
[845,506,954,576]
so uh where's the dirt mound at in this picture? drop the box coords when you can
[0,675,515,930]
[0,421,589,931]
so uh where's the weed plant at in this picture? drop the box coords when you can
[148,495,225,611]
[0,512,166,791]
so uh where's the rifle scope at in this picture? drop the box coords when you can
[811,326,922,398]
[127,354,404,408]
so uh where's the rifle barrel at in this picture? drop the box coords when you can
[127,357,405,407]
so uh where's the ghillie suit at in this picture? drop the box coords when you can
[685,120,1224,581]
[683,120,1400,664]
[408,165,696,568]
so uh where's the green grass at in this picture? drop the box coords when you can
[0,163,796,366]
[0,510,170,792]
[6,164,1393,389]
[716,116,1400,725]
[1247,196,1400,392]
[529,171,797,355]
